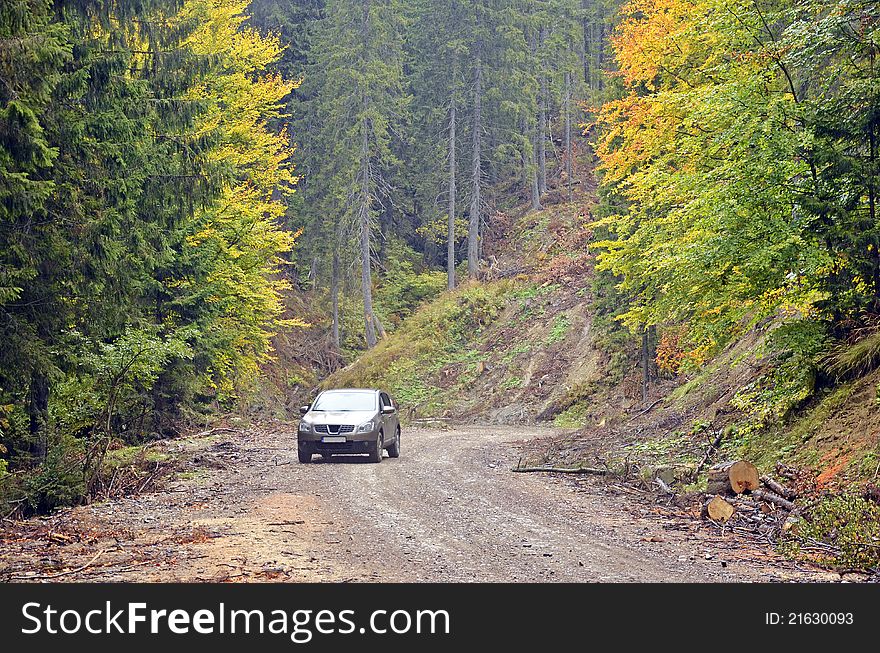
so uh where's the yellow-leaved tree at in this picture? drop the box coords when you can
[592,0,822,359]
[170,0,301,399]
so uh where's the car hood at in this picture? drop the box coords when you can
[305,410,377,425]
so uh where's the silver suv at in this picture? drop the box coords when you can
[297,388,401,463]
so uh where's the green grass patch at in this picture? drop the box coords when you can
[500,376,523,390]
[553,401,591,427]
[668,360,722,403]
[103,445,170,470]
[733,383,856,470]
[325,280,520,416]
[502,342,532,364]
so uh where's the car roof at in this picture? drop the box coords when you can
[320,388,381,394]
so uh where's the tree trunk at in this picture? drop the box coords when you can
[752,489,796,512]
[564,70,572,200]
[641,328,650,402]
[447,100,456,290]
[706,460,760,495]
[702,495,735,523]
[582,1,592,87]
[538,25,548,195]
[28,369,49,463]
[760,474,798,500]
[530,127,542,212]
[649,324,658,380]
[359,0,377,348]
[359,123,377,349]
[868,107,878,305]
[468,41,482,278]
[373,313,386,340]
[331,246,340,350]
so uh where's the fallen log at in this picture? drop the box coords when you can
[706,460,759,494]
[752,489,796,511]
[702,495,735,523]
[511,466,608,475]
[760,474,797,500]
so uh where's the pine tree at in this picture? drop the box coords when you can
[302,0,407,348]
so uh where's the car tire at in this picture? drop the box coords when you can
[387,427,400,458]
[367,432,383,463]
[298,446,312,464]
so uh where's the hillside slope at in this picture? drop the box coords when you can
[326,185,621,426]
[326,168,880,562]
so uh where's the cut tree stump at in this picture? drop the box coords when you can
[706,460,759,495]
[702,495,735,523]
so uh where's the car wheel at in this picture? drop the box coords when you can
[367,432,383,463]
[387,427,400,458]
[298,446,312,464]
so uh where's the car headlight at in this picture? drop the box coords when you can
[298,422,311,433]
[357,420,374,433]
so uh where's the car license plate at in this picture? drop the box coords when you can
[322,436,346,443]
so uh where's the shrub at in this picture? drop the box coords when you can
[732,319,827,426]
[17,432,87,515]
[788,494,880,571]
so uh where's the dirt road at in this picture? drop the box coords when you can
[1,425,828,582]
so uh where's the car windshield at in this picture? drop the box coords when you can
[312,392,376,412]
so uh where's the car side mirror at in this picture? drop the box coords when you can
[381,406,396,415]
[299,405,310,416]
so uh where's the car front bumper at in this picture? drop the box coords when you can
[298,428,379,454]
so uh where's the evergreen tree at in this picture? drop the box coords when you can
[301,0,407,348]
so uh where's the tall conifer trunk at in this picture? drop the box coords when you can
[538,25,548,195]
[468,41,482,278]
[448,101,457,290]
[359,0,377,348]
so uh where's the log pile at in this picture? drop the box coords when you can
[700,459,800,536]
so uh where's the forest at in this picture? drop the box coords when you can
[2,0,879,529]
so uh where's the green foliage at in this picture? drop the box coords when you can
[732,320,828,428]
[0,0,298,513]
[499,376,523,390]
[502,342,532,364]
[18,432,86,514]
[552,401,591,428]
[594,0,880,352]
[785,494,880,571]
[376,241,447,327]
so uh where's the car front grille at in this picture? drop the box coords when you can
[314,424,355,434]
